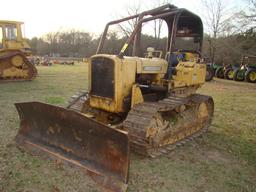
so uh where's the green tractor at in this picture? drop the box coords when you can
[211,63,225,79]
[215,64,227,79]
[223,64,240,80]
[205,58,222,81]
[234,55,256,83]
[214,63,240,80]
[204,58,234,81]
[205,64,215,81]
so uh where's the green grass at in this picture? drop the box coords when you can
[0,64,256,192]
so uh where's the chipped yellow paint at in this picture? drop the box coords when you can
[88,53,206,113]
[131,84,144,108]
[173,62,206,87]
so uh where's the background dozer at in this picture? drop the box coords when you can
[15,4,214,192]
[0,20,37,82]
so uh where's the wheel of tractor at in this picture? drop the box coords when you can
[205,66,214,81]
[215,67,224,78]
[245,69,256,83]
[234,69,245,81]
[224,68,235,80]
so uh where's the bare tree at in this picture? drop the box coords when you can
[44,31,60,55]
[244,0,256,20]
[116,1,142,37]
[150,0,172,48]
[240,0,256,31]
[117,0,171,38]
[201,0,228,63]
[227,0,256,34]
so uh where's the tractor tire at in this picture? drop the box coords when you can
[206,66,214,81]
[245,69,256,83]
[224,68,234,80]
[234,69,245,81]
[215,67,224,78]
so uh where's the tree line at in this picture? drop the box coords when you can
[27,31,168,58]
[28,30,97,57]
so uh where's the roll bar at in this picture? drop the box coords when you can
[96,4,203,58]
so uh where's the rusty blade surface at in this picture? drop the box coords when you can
[15,102,130,192]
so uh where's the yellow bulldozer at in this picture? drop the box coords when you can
[0,20,37,82]
[15,4,214,192]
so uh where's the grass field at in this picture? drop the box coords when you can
[0,63,256,192]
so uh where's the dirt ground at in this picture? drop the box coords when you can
[0,63,255,192]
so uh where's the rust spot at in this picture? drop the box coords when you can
[15,102,130,192]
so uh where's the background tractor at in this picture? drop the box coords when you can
[204,57,217,81]
[205,63,215,81]
[234,55,256,83]
[214,63,240,80]
[0,20,37,82]
[204,60,224,80]
[14,5,214,192]
[223,64,240,80]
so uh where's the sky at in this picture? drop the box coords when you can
[0,0,248,38]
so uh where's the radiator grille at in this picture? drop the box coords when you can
[91,57,114,98]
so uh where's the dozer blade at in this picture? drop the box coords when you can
[15,102,130,192]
